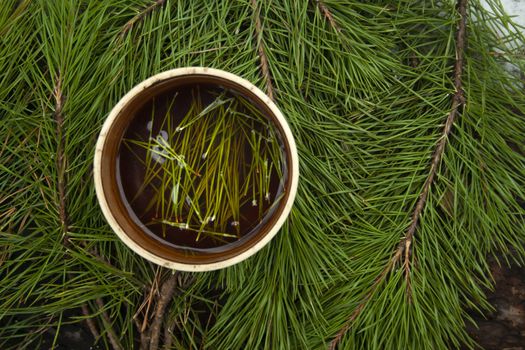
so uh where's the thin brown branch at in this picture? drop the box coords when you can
[316,0,342,34]
[316,0,353,53]
[95,298,124,350]
[79,246,123,350]
[328,260,395,350]
[53,77,118,348]
[393,0,468,297]
[329,1,468,348]
[52,76,121,350]
[134,267,162,333]
[135,268,162,350]
[251,0,275,101]
[149,272,179,350]
[53,73,68,244]
[329,301,364,350]
[162,320,176,350]
[140,272,196,350]
[135,315,150,350]
[142,275,159,333]
[119,0,166,40]
[81,304,100,340]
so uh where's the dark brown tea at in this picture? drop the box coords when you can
[117,83,287,251]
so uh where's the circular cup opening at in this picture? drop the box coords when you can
[94,68,298,271]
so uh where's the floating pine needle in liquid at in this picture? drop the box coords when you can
[118,84,287,249]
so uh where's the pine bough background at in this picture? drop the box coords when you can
[1,0,524,349]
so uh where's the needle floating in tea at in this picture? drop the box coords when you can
[119,85,286,248]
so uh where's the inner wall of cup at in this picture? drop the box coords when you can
[100,74,294,264]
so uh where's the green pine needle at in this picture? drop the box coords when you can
[1,0,524,349]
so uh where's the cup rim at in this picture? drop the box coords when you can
[94,67,299,271]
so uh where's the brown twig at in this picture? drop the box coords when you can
[135,316,150,350]
[329,301,364,350]
[135,268,162,350]
[53,73,68,244]
[142,268,161,332]
[52,76,121,350]
[316,0,342,34]
[81,304,100,340]
[138,272,196,350]
[316,0,353,53]
[119,0,166,40]
[393,0,468,297]
[133,266,162,333]
[328,1,468,348]
[148,272,179,350]
[328,260,395,350]
[162,320,176,350]
[95,298,124,350]
[54,73,94,343]
[251,0,275,101]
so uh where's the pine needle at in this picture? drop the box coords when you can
[1,0,524,349]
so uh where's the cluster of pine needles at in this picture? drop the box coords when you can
[0,0,524,349]
[123,88,283,242]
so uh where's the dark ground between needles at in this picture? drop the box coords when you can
[466,254,525,350]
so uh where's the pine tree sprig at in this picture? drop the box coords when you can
[329,0,469,347]
[119,0,167,41]
[95,298,124,350]
[393,0,469,300]
[52,72,68,241]
[1,0,524,349]
[315,0,342,35]
[251,0,274,101]
[80,304,100,340]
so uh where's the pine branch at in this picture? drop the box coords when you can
[329,1,469,348]
[52,73,68,244]
[316,0,342,34]
[95,298,124,350]
[251,0,274,101]
[135,317,150,350]
[53,75,122,350]
[394,0,468,298]
[81,304,100,341]
[328,263,393,350]
[135,267,161,350]
[149,271,195,350]
[119,0,166,40]
[148,272,179,350]
[133,267,162,348]
[315,1,355,56]
[3,1,524,348]
[162,321,176,350]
